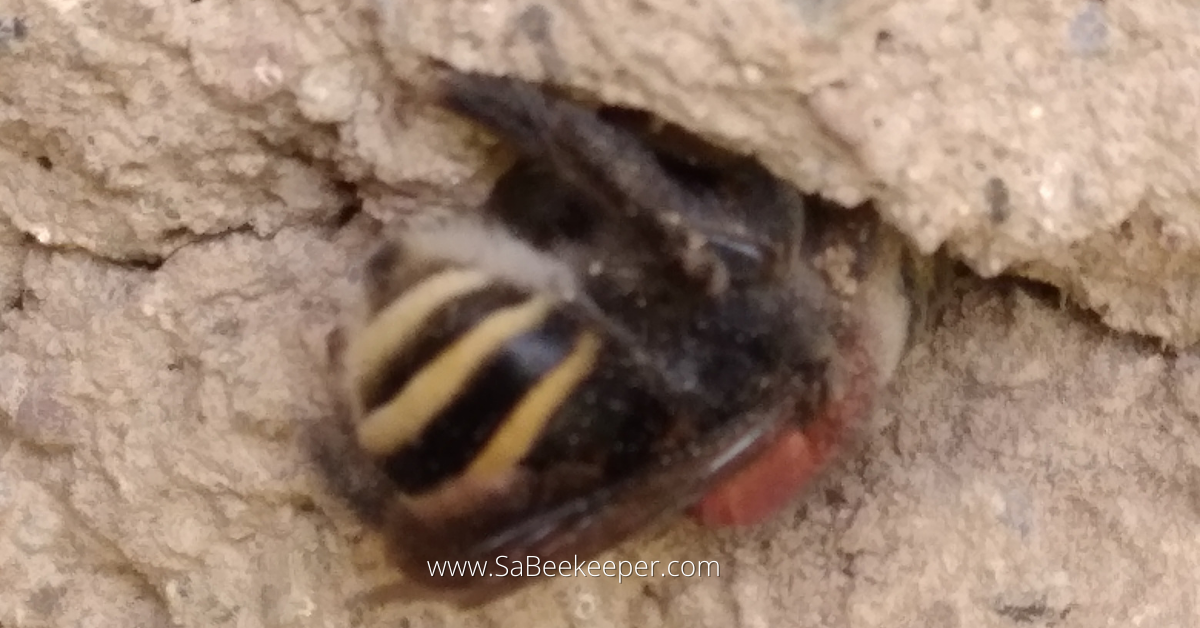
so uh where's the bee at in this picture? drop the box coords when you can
[321,69,921,606]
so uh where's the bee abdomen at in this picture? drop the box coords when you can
[346,266,602,495]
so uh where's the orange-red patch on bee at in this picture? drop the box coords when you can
[690,329,877,527]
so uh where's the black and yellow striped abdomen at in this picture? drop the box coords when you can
[344,265,603,495]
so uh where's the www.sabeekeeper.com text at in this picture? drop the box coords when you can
[427,556,720,583]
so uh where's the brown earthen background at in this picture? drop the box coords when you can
[2,1,1199,626]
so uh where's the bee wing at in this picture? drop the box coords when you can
[495,408,784,556]
[436,69,736,293]
[382,406,787,606]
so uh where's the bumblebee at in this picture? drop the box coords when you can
[323,70,920,606]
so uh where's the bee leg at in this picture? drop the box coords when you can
[305,322,398,528]
[302,404,397,529]
[436,70,742,294]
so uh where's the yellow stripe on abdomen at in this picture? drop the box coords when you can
[465,330,602,478]
[346,268,492,390]
[356,296,556,455]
